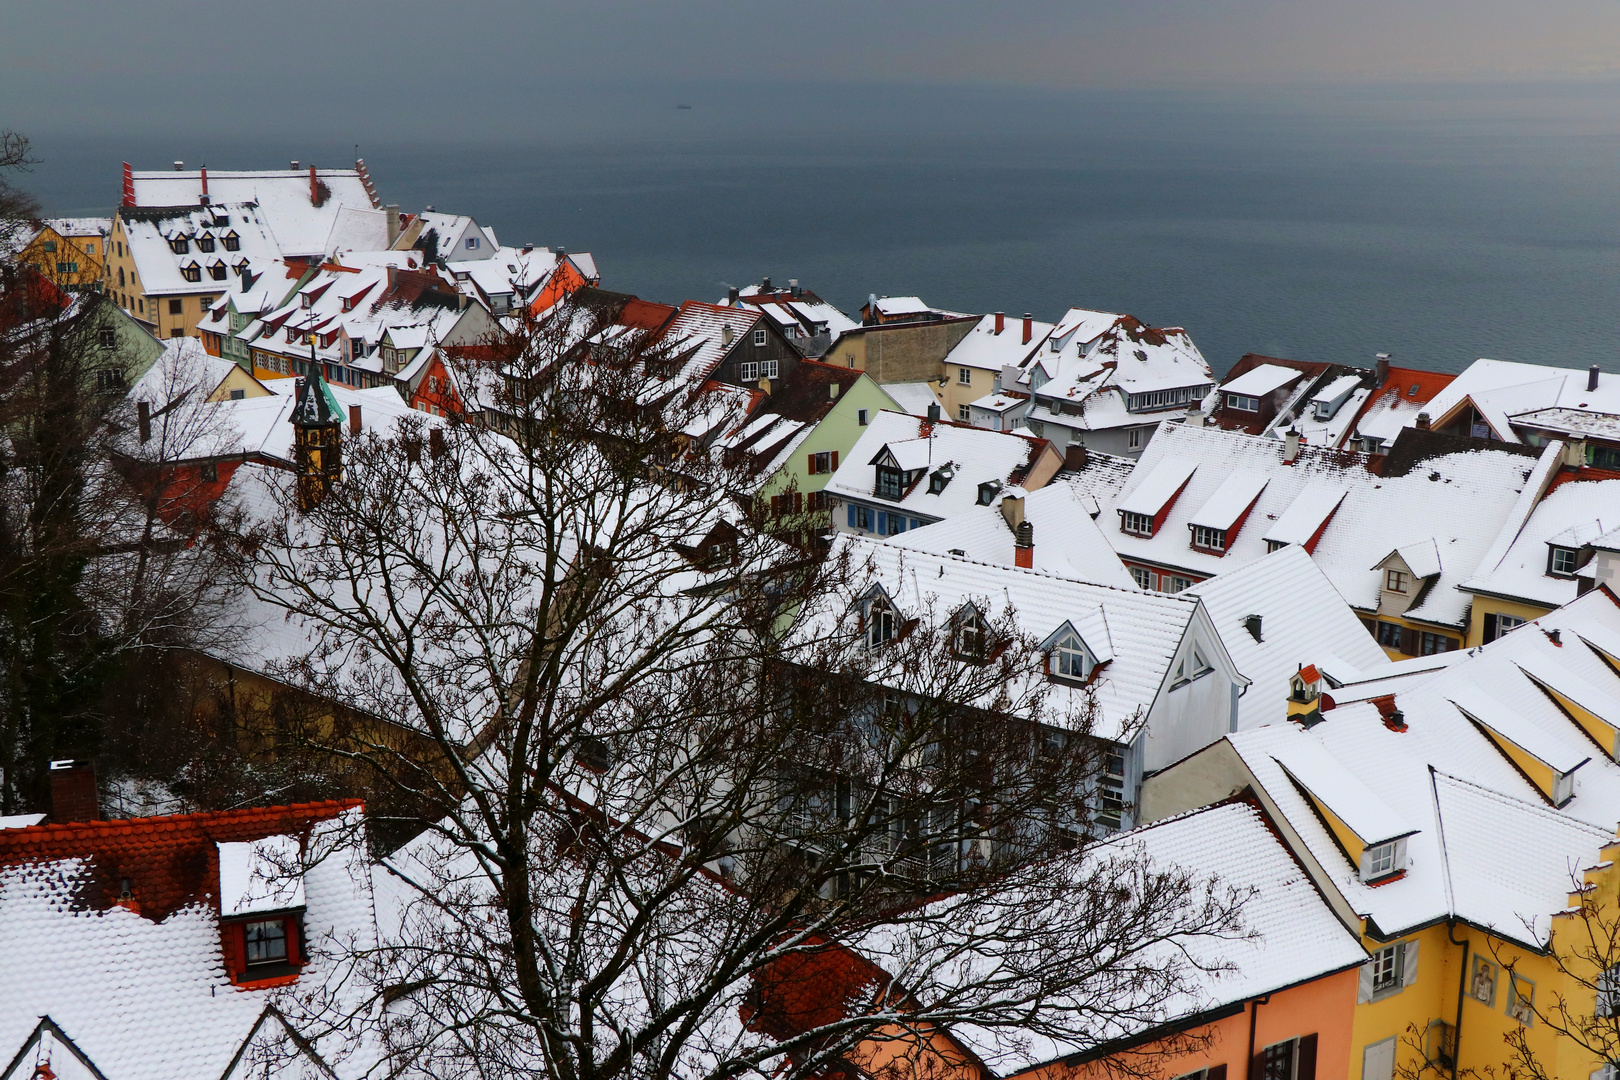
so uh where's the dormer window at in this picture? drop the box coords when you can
[181,262,202,283]
[1226,393,1259,412]
[876,465,907,500]
[1549,546,1578,577]
[867,597,896,649]
[209,260,227,281]
[197,234,216,253]
[929,466,954,494]
[224,231,241,251]
[953,607,987,661]
[1191,524,1226,552]
[1049,631,1093,683]
[170,236,190,254]
[218,834,307,985]
[245,918,289,964]
[1364,840,1399,878]
[976,481,997,506]
[1171,645,1214,689]
[1121,511,1154,537]
[1386,569,1409,593]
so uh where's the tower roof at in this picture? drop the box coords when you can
[291,366,341,426]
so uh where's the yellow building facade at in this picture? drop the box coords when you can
[15,219,108,292]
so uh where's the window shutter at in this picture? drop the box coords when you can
[1402,941,1419,986]
[848,505,857,528]
[793,492,803,514]
[1400,626,1419,655]
[830,450,838,470]
[1358,960,1375,1003]
[230,922,248,979]
[1208,1067,1227,1080]
[1249,1052,1265,1080]
[808,453,819,474]
[286,917,302,965]
[1296,1034,1318,1080]
[1483,613,1499,644]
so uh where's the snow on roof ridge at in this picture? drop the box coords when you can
[1462,441,1568,587]
[887,540,1187,598]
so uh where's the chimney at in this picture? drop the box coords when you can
[1022,313,1033,345]
[728,286,740,304]
[721,324,734,346]
[1590,365,1601,392]
[309,164,319,206]
[1415,412,1431,430]
[830,381,841,400]
[1565,438,1589,468]
[199,164,209,205]
[1283,427,1301,464]
[762,276,772,292]
[349,404,362,436]
[994,311,1005,335]
[49,760,99,822]
[137,400,151,443]
[1375,353,1390,385]
[121,161,135,208]
[927,402,941,423]
[1064,444,1089,471]
[429,427,446,459]
[1014,520,1034,568]
[758,377,771,395]
[173,160,183,171]
[290,160,300,170]
[1001,494,1025,530]
[1184,403,1203,429]
[385,204,401,246]
[790,278,801,297]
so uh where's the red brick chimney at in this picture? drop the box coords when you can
[310,164,319,206]
[994,311,1005,335]
[49,759,99,822]
[1014,520,1034,568]
[199,164,209,205]
[1022,313,1033,345]
[349,404,362,436]
[121,161,136,208]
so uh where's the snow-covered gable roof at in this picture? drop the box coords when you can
[1227,588,1620,944]
[883,483,1139,589]
[41,217,110,239]
[1345,366,1456,447]
[1017,316,1212,433]
[1421,359,1620,443]
[130,168,384,258]
[943,313,1055,372]
[822,536,1209,742]
[1104,424,1551,627]
[1462,475,1620,608]
[826,411,1058,523]
[217,834,305,917]
[876,381,943,417]
[655,302,763,389]
[1186,471,1268,532]
[1184,546,1392,729]
[0,802,375,1079]
[931,799,1366,1073]
[121,202,284,297]
[127,336,245,406]
[1222,363,1302,397]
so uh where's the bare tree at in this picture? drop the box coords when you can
[244,294,1250,1080]
[0,130,41,258]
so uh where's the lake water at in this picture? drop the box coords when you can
[24,81,1620,376]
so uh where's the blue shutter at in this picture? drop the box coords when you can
[848,505,857,528]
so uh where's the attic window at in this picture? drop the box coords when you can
[1049,631,1092,683]
[929,466,954,494]
[1121,511,1154,537]
[1171,646,1214,689]
[867,597,896,649]
[753,328,767,348]
[953,608,987,661]
[197,234,216,253]
[170,236,190,254]
[1364,840,1399,878]
[465,236,480,249]
[1191,524,1226,552]
[245,918,289,964]
[1385,569,1409,593]
[1409,384,1420,397]
[181,262,202,283]
[1549,546,1578,577]
[224,231,240,251]
[876,465,909,500]
[1226,393,1259,412]
[976,481,997,506]
[209,260,226,281]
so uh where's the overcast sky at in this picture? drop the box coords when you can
[7,0,1620,140]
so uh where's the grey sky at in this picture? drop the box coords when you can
[6,0,1620,138]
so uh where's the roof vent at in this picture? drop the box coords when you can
[762,276,772,291]
[1244,614,1263,642]
[173,160,184,171]
[289,160,299,170]
[1591,365,1601,392]
[926,402,941,422]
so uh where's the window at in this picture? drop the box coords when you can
[1129,566,1153,589]
[200,461,219,482]
[209,261,226,280]
[1259,1036,1316,1080]
[1362,436,1383,453]
[1226,393,1260,412]
[85,240,95,253]
[1468,955,1499,1006]
[181,262,201,282]
[958,404,972,422]
[1098,750,1126,830]
[977,481,998,506]
[97,328,115,348]
[927,467,952,494]
[857,408,869,426]
[197,234,215,252]
[1371,943,1403,992]
[229,388,245,400]
[575,737,611,772]
[851,505,873,531]
[867,599,896,649]
[168,299,183,315]
[753,328,767,348]
[244,918,289,965]
[1598,965,1620,1017]
[1192,524,1226,551]
[954,609,986,660]
[224,232,240,251]
[42,240,56,252]
[739,360,779,382]
[466,236,480,249]
[1376,620,1404,649]
[170,236,189,254]
[1121,511,1154,537]
[1549,546,1579,576]
[1419,631,1457,656]
[1172,645,1213,687]
[1364,840,1399,878]
[1050,632,1091,682]
[958,367,972,385]
[875,466,907,500]
[1386,568,1409,593]
[1163,574,1194,593]
[56,261,77,274]
[1127,427,1144,450]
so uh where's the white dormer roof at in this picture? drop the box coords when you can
[217,834,305,917]
[1115,456,1198,519]
[1386,538,1443,580]
[1222,363,1302,397]
[1187,471,1268,532]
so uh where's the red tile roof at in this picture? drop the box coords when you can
[0,800,359,921]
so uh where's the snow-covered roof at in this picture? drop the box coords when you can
[1186,471,1268,532]
[0,803,375,1078]
[120,202,286,298]
[876,381,942,417]
[932,799,1366,1073]
[41,217,110,238]
[1222,363,1302,397]
[655,302,763,389]
[819,536,1203,741]
[1183,546,1392,729]
[1389,537,1443,580]
[127,336,246,406]
[871,296,931,317]
[943,313,1055,372]
[1017,316,1212,434]
[217,834,305,917]
[1103,424,1552,628]
[1420,359,1620,443]
[826,411,1059,524]
[1261,480,1347,548]
[882,482,1139,589]
[1225,588,1620,946]
[130,168,384,258]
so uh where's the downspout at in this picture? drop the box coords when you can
[1247,993,1271,1080]
[1448,921,1468,1080]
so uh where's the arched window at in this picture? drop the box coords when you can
[1049,631,1091,682]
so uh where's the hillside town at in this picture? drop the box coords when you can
[9,155,1620,1080]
